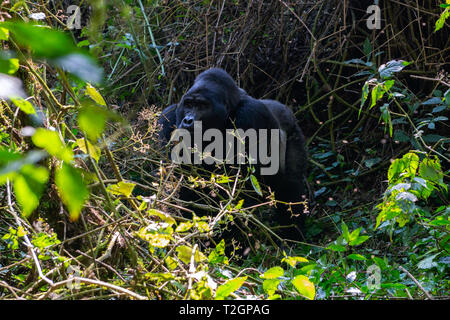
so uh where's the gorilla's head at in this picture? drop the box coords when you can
[176,68,240,131]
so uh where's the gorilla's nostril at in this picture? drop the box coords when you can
[183,117,193,126]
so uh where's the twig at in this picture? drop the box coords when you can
[39,277,147,300]
[6,179,54,286]
[398,266,434,300]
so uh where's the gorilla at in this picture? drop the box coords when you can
[158,68,308,240]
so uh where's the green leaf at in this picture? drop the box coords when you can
[347,254,367,261]
[360,82,369,110]
[0,58,19,75]
[419,157,445,189]
[0,148,22,165]
[1,22,78,59]
[292,275,315,300]
[0,150,46,183]
[341,221,350,242]
[78,105,107,141]
[85,83,106,106]
[435,7,449,32]
[76,138,101,162]
[78,104,122,142]
[327,244,347,251]
[370,84,385,109]
[417,254,439,269]
[363,38,372,58]
[215,276,247,300]
[348,227,362,242]
[422,97,443,105]
[32,128,73,162]
[393,130,410,142]
[55,163,89,221]
[381,283,406,289]
[384,79,395,91]
[107,181,136,198]
[250,174,262,196]
[349,235,370,246]
[10,97,35,114]
[208,239,229,265]
[13,164,49,217]
[260,266,284,279]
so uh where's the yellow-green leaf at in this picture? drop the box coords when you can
[260,266,284,279]
[282,255,309,268]
[165,256,178,270]
[78,104,107,141]
[107,181,135,197]
[250,174,262,196]
[263,279,280,296]
[86,83,106,106]
[0,58,19,75]
[76,138,101,162]
[292,275,315,300]
[0,27,9,40]
[32,128,73,162]
[137,229,172,248]
[176,245,207,264]
[148,209,176,226]
[145,272,174,282]
[10,97,35,114]
[215,276,247,300]
[175,221,193,232]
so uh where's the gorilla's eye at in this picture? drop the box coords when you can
[196,100,210,108]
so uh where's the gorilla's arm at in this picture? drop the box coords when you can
[157,104,177,143]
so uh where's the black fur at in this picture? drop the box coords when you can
[157,68,308,240]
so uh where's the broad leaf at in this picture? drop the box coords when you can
[55,163,89,221]
[292,275,315,300]
[260,266,284,279]
[13,164,49,217]
[215,276,247,300]
[176,245,207,265]
[10,97,35,114]
[32,128,73,162]
[76,138,101,162]
[107,181,136,198]
[85,83,106,106]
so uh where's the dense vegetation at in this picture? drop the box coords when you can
[0,0,448,300]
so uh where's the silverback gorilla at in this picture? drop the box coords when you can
[158,68,308,241]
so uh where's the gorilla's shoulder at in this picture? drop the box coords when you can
[232,95,278,130]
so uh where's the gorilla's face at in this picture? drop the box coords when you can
[177,90,226,132]
[176,68,240,132]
